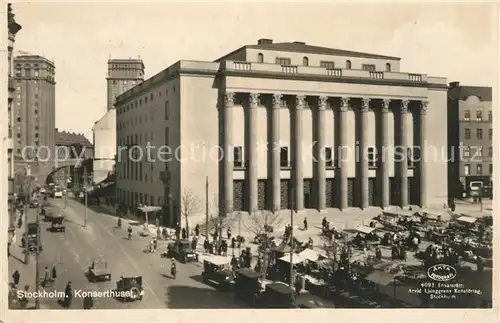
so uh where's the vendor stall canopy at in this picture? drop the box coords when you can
[456,216,477,224]
[298,249,326,262]
[280,254,306,264]
[355,225,376,235]
[205,255,231,266]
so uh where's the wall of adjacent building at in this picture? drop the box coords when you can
[93,109,116,183]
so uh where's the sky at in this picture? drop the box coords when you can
[11,1,498,140]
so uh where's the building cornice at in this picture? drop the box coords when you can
[115,64,447,105]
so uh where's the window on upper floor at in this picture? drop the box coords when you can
[476,146,483,157]
[257,53,264,63]
[385,63,391,72]
[276,57,291,66]
[145,96,148,104]
[164,127,169,145]
[320,61,335,69]
[489,146,493,157]
[463,146,470,157]
[325,147,334,167]
[302,57,309,66]
[464,164,470,175]
[464,128,471,139]
[362,64,376,71]
[489,128,493,140]
[233,146,243,167]
[165,101,169,120]
[488,110,492,121]
[477,164,483,175]
[476,110,483,121]
[346,60,352,69]
[150,93,154,101]
[280,147,289,167]
[407,147,416,168]
[464,110,470,121]
[367,147,378,168]
[489,164,493,175]
[477,128,483,139]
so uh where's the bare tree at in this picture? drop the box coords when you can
[243,210,283,279]
[180,189,203,237]
[208,194,234,242]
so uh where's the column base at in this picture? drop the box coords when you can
[318,209,328,213]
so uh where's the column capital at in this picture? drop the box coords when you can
[361,98,371,113]
[382,99,391,113]
[272,93,282,107]
[249,93,260,107]
[400,99,409,113]
[318,96,328,110]
[224,92,235,106]
[420,100,429,115]
[296,95,306,108]
[340,97,350,112]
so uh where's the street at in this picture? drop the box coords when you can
[9,198,245,309]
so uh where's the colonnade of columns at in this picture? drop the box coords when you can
[221,91,428,215]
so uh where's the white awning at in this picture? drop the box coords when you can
[279,254,305,264]
[456,216,477,224]
[205,255,230,266]
[298,249,326,262]
[355,225,376,235]
[138,206,162,213]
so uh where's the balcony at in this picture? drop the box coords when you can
[223,60,447,85]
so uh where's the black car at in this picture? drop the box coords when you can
[201,257,234,290]
[165,239,197,263]
[20,222,43,253]
[50,216,65,232]
[115,276,144,302]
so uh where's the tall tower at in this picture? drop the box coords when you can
[13,55,56,161]
[106,58,145,110]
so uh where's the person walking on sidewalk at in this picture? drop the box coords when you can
[12,270,20,286]
[303,217,308,231]
[52,265,57,281]
[63,282,73,308]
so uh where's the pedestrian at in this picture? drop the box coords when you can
[227,227,231,240]
[52,265,57,281]
[17,216,23,229]
[12,270,20,286]
[181,228,187,240]
[8,242,11,258]
[175,223,180,240]
[83,294,94,309]
[171,259,177,279]
[43,266,50,286]
[195,224,200,237]
[303,217,308,231]
[64,281,72,308]
[204,239,209,253]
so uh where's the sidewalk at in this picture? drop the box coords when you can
[7,212,47,309]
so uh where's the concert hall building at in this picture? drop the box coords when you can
[115,38,448,222]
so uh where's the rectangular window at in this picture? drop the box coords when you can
[489,129,493,140]
[407,147,416,168]
[464,110,470,121]
[476,110,483,121]
[464,128,471,139]
[165,101,169,120]
[489,164,493,175]
[463,146,470,158]
[476,146,483,157]
[276,57,292,66]
[325,147,334,167]
[464,164,470,176]
[477,164,483,175]
[362,64,376,71]
[488,111,492,121]
[164,127,169,145]
[320,61,335,69]
[233,146,243,167]
[367,147,378,168]
[477,128,483,139]
[280,147,289,167]
[489,146,493,157]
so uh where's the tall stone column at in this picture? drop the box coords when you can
[247,93,259,213]
[399,100,409,207]
[338,97,349,210]
[419,101,428,207]
[222,92,235,215]
[271,94,282,212]
[380,99,391,208]
[360,98,370,209]
[293,95,305,211]
[316,96,327,211]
